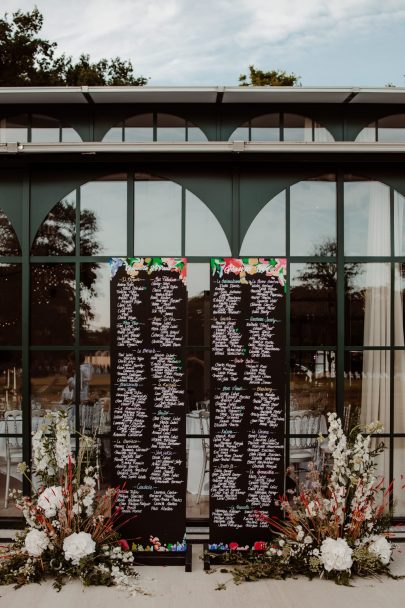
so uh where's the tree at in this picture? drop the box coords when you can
[239,65,300,86]
[0,8,147,86]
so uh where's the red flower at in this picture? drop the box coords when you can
[229,542,239,551]
[118,539,130,551]
[253,541,267,551]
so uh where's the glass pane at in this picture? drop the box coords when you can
[61,126,82,143]
[394,439,405,517]
[355,125,376,142]
[314,123,334,142]
[394,351,405,431]
[0,114,28,143]
[31,193,76,255]
[290,351,336,415]
[290,178,336,256]
[228,126,249,141]
[31,264,75,345]
[378,114,405,142]
[240,190,286,256]
[186,349,210,413]
[187,263,210,347]
[134,177,181,255]
[30,351,75,429]
[79,351,111,435]
[185,191,231,256]
[156,114,186,141]
[344,179,390,256]
[0,351,22,415]
[345,263,391,346]
[186,437,209,518]
[187,124,208,142]
[31,114,60,142]
[80,263,110,344]
[284,113,311,141]
[0,209,21,255]
[98,438,112,489]
[125,114,153,142]
[395,263,404,346]
[394,191,405,256]
[0,264,22,345]
[80,178,127,256]
[290,262,336,346]
[344,351,390,430]
[102,124,123,142]
[250,113,279,141]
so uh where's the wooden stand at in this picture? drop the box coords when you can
[133,544,192,572]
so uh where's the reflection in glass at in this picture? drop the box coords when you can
[185,191,231,256]
[344,180,390,256]
[394,439,405,516]
[31,264,75,345]
[240,190,286,256]
[0,209,21,255]
[30,351,75,429]
[395,264,404,346]
[134,177,181,255]
[344,351,390,430]
[290,263,336,346]
[80,178,127,256]
[378,114,405,142]
[80,263,110,344]
[0,351,22,415]
[31,193,76,255]
[186,437,209,519]
[187,264,210,347]
[345,263,391,346]
[31,114,60,142]
[187,123,208,142]
[394,351,405,432]
[284,113,308,141]
[79,351,111,436]
[290,178,336,256]
[290,351,336,415]
[229,126,249,141]
[157,114,186,141]
[0,114,28,143]
[102,124,123,142]
[0,265,21,345]
[394,191,405,256]
[251,113,279,141]
[186,350,210,413]
[125,114,153,142]
[61,126,82,143]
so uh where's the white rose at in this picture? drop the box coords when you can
[368,536,392,566]
[37,486,64,518]
[63,532,96,565]
[320,538,353,572]
[24,529,49,557]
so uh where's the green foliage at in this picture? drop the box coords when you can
[0,8,147,86]
[239,65,300,87]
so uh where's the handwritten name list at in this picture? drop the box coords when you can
[110,258,187,545]
[210,258,286,545]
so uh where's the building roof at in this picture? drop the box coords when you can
[1,86,405,105]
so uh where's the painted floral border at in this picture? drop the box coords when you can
[110,257,187,284]
[210,257,287,289]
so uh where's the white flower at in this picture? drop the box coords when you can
[319,538,353,572]
[37,486,64,518]
[24,529,49,557]
[63,532,96,565]
[304,535,313,545]
[368,535,392,565]
[83,476,96,488]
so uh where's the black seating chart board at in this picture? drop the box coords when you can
[110,257,187,548]
[210,257,286,547]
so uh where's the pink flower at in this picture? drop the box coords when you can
[229,542,239,551]
[253,541,267,551]
[118,539,130,551]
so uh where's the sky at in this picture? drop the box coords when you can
[2,0,405,86]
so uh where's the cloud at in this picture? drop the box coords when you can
[2,0,405,84]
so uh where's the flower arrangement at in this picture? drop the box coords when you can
[0,412,138,591]
[209,414,403,586]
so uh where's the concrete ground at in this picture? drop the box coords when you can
[0,544,404,608]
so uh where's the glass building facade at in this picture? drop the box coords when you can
[0,86,404,526]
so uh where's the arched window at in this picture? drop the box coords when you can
[0,208,21,255]
[0,113,82,143]
[102,113,208,142]
[229,113,334,142]
[355,114,405,142]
